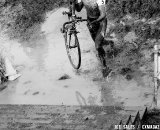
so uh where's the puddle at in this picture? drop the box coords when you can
[0,8,108,106]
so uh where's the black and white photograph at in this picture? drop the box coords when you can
[0,0,159,129]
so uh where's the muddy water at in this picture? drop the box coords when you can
[0,8,115,105]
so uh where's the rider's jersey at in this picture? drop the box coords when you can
[78,0,106,19]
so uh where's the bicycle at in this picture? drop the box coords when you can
[61,0,87,69]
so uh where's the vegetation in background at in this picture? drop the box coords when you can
[0,0,67,81]
[0,0,67,40]
[105,0,160,77]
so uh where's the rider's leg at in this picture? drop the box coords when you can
[87,17,112,76]
[100,18,114,48]
[94,19,112,77]
[94,19,107,66]
[87,17,100,41]
[87,17,107,65]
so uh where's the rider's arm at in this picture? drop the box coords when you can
[75,0,84,12]
[91,0,106,24]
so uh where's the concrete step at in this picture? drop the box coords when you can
[142,109,160,125]
[0,105,130,130]
[1,105,154,130]
[115,107,160,130]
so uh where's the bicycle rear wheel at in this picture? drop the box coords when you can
[64,29,81,69]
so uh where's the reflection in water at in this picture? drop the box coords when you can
[76,91,87,106]
[22,36,49,71]
[88,95,97,105]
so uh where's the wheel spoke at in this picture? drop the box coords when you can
[64,31,81,69]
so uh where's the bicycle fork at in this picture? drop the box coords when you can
[68,29,79,49]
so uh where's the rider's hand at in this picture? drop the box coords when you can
[75,0,81,4]
[87,21,93,30]
[77,0,82,3]
[91,20,98,24]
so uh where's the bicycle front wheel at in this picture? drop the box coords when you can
[64,30,81,69]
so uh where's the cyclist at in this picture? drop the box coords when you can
[75,0,112,77]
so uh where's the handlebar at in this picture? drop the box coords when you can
[61,19,87,33]
[62,11,71,15]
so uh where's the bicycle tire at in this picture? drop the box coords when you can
[64,29,81,69]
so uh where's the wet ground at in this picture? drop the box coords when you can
[0,8,157,108]
[0,8,112,106]
[0,7,159,130]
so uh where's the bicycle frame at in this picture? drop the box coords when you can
[61,0,87,69]
[62,19,87,33]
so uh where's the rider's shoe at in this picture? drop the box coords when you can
[8,73,21,81]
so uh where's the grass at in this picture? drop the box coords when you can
[105,0,160,77]
[0,0,67,41]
